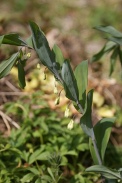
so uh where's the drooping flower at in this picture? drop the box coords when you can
[67,119,74,130]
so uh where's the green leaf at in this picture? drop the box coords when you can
[108,37,122,46]
[21,151,30,162]
[52,44,64,67]
[94,118,115,160]
[86,165,121,180]
[29,21,54,68]
[28,148,44,164]
[0,52,19,79]
[26,167,40,175]
[118,46,122,66]
[90,117,115,164]
[17,61,26,89]
[0,160,6,168]
[94,26,122,38]
[91,45,106,62]
[91,41,116,62]
[47,167,55,181]
[74,60,88,110]
[29,21,61,81]
[0,35,4,45]
[61,150,77,156]
[0,34,27,46]
[61,59,79,102]
[41,175,52,182]
[80,90,94,139]
[35,178,42,183]
[29,149,50,164]
[21,173,35,182]
[26,36,34,48]
[109,47,118,76]
[36,151,50,161]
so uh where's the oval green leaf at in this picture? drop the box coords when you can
[94,26,122,38]
[21,173,35,183]
[80,89,94,139]
[0,52,19,79]
[109,47,118,76]
[0,34,27,46]
[61,59,79,102]
[29,21,54,68]
[52,44,64,68]
[86,165,121,180]
[74,60,88,110]
[89,117,115,164]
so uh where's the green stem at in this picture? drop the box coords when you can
[77,101,84,114]
[35,161,43,175]
[0,148,6,152]
[78,102,102,165]
[92,138,102,165]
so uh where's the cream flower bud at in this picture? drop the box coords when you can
[37,63,41,69]
[64,107,70,117]
[67,119,74,130]
[55,97,60,105]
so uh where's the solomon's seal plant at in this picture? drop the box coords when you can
[0,21,122,182]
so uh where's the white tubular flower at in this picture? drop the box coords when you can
[67,119,74,130]
[37,63,41,69]
[64,107,70,117]
[55,97,60,105]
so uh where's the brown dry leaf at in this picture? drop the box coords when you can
[97,106,115,118]
[93,91,104,108]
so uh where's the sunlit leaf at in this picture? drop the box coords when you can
[74,60,88,110]
[86,165,121,180]
[28,149,44,164]
[94,26,122,38]
[41,175,52,182]
[26,167,40,175]
[21,173,35,183]
[61,150,77,156]
[61,59,79,102]
[0,52,19,79]
[47,167,55,181]
[52,44,64,68]
[37,151,50,161]
[35,178,42,183]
